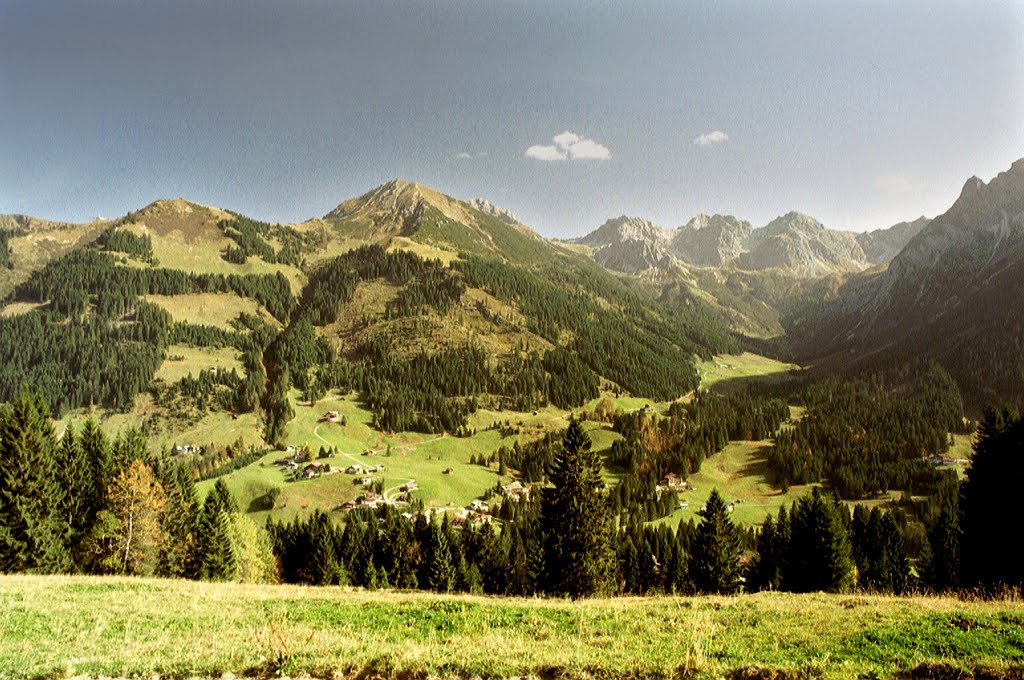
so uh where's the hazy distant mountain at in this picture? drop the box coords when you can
[670,214,752,267]
[577,210,873,277]
[739,212,866,277]
[855,216,930,265]
[574,216,675,273]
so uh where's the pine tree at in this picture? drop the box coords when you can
[427,520,455,592]
[0,391,73,573]
[79,419,111,525]
[200,484,238,581]
[541,417,614,597]
[749,514,785,591]
[925,493,960,591]
[55,422,98,567]
[874,511,910,594]
[506,526,529,596]
[158,465,203,579]
[960,407,1024,589]
[262,368,294,448]
[786,488,854,593]
[688,489,742,594]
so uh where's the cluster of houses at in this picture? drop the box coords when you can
[501,480,529,502]
[340,490,382,510]
[657,473,695,492]
[449,500,493,527]
[924,454,966,468]
[173,444,203,455]
[345,462,384,475]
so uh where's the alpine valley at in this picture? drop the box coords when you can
[1,158,1023,598]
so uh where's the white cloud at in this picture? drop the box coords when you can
[552,131,581,149]
[525,131,611,161]
[525,144,567,161]
[693,130,729,146]
[567,138,611,160]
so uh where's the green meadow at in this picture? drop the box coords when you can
[2,575,1022,679]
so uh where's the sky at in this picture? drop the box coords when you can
[2,1,1023,237]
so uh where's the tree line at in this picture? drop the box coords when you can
[0,391,274,581]
[766,363,964,499]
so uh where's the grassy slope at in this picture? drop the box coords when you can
[3,575,1022,679]
[696,351,800,393]
[199,391,604,521]
[142,292,278,330]
[154,344,244,384]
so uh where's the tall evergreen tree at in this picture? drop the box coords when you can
[925,492,961,591]
[79,419,111,524]
[688,488,742,594]
[786,488,854,593]
[426,520,455,592]
[960,407,1024,589]
[748,514,785,591]
[157,465,203,579]
[0,392,72,573]
[541,417,614,597]
[54,423,97,567]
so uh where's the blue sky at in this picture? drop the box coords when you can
[2,1,1022,237]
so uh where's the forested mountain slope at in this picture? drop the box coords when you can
[789,159,1024,411]
[0,181,739,437]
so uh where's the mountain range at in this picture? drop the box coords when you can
[1,157,1021,418]
[574,210,930,278]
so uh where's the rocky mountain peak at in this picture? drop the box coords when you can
[957,176,985,204]
[468,198,521,226]
[671,214,752,267]
[577,216,671,247]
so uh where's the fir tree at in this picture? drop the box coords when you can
[0,391,73,573]
[200,489,237,581]
[427,520,455,592]
[925,493,960,591]
[541,417,614,597]
[960,407,1024,589]
[688,488,742,594]
[157,465,203,579]
[748,514,784,591]
[786,488,854,593]
[54,423,97,567]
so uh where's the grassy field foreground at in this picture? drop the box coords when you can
[2,576,1023,679]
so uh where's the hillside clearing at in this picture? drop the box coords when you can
[154,344,245,384]
[142,293,277,330]
[697,352,799,393]
[2,575,1022,679]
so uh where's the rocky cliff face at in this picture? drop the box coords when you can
[740,212,866,277]
[577,210,876,277]
[574,216,676,273]
[670,214,752,267]
[855,217,930,265]
[468,198,522,226]
[868,160,1024,326]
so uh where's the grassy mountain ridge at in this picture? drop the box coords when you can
[0,180,740,438]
